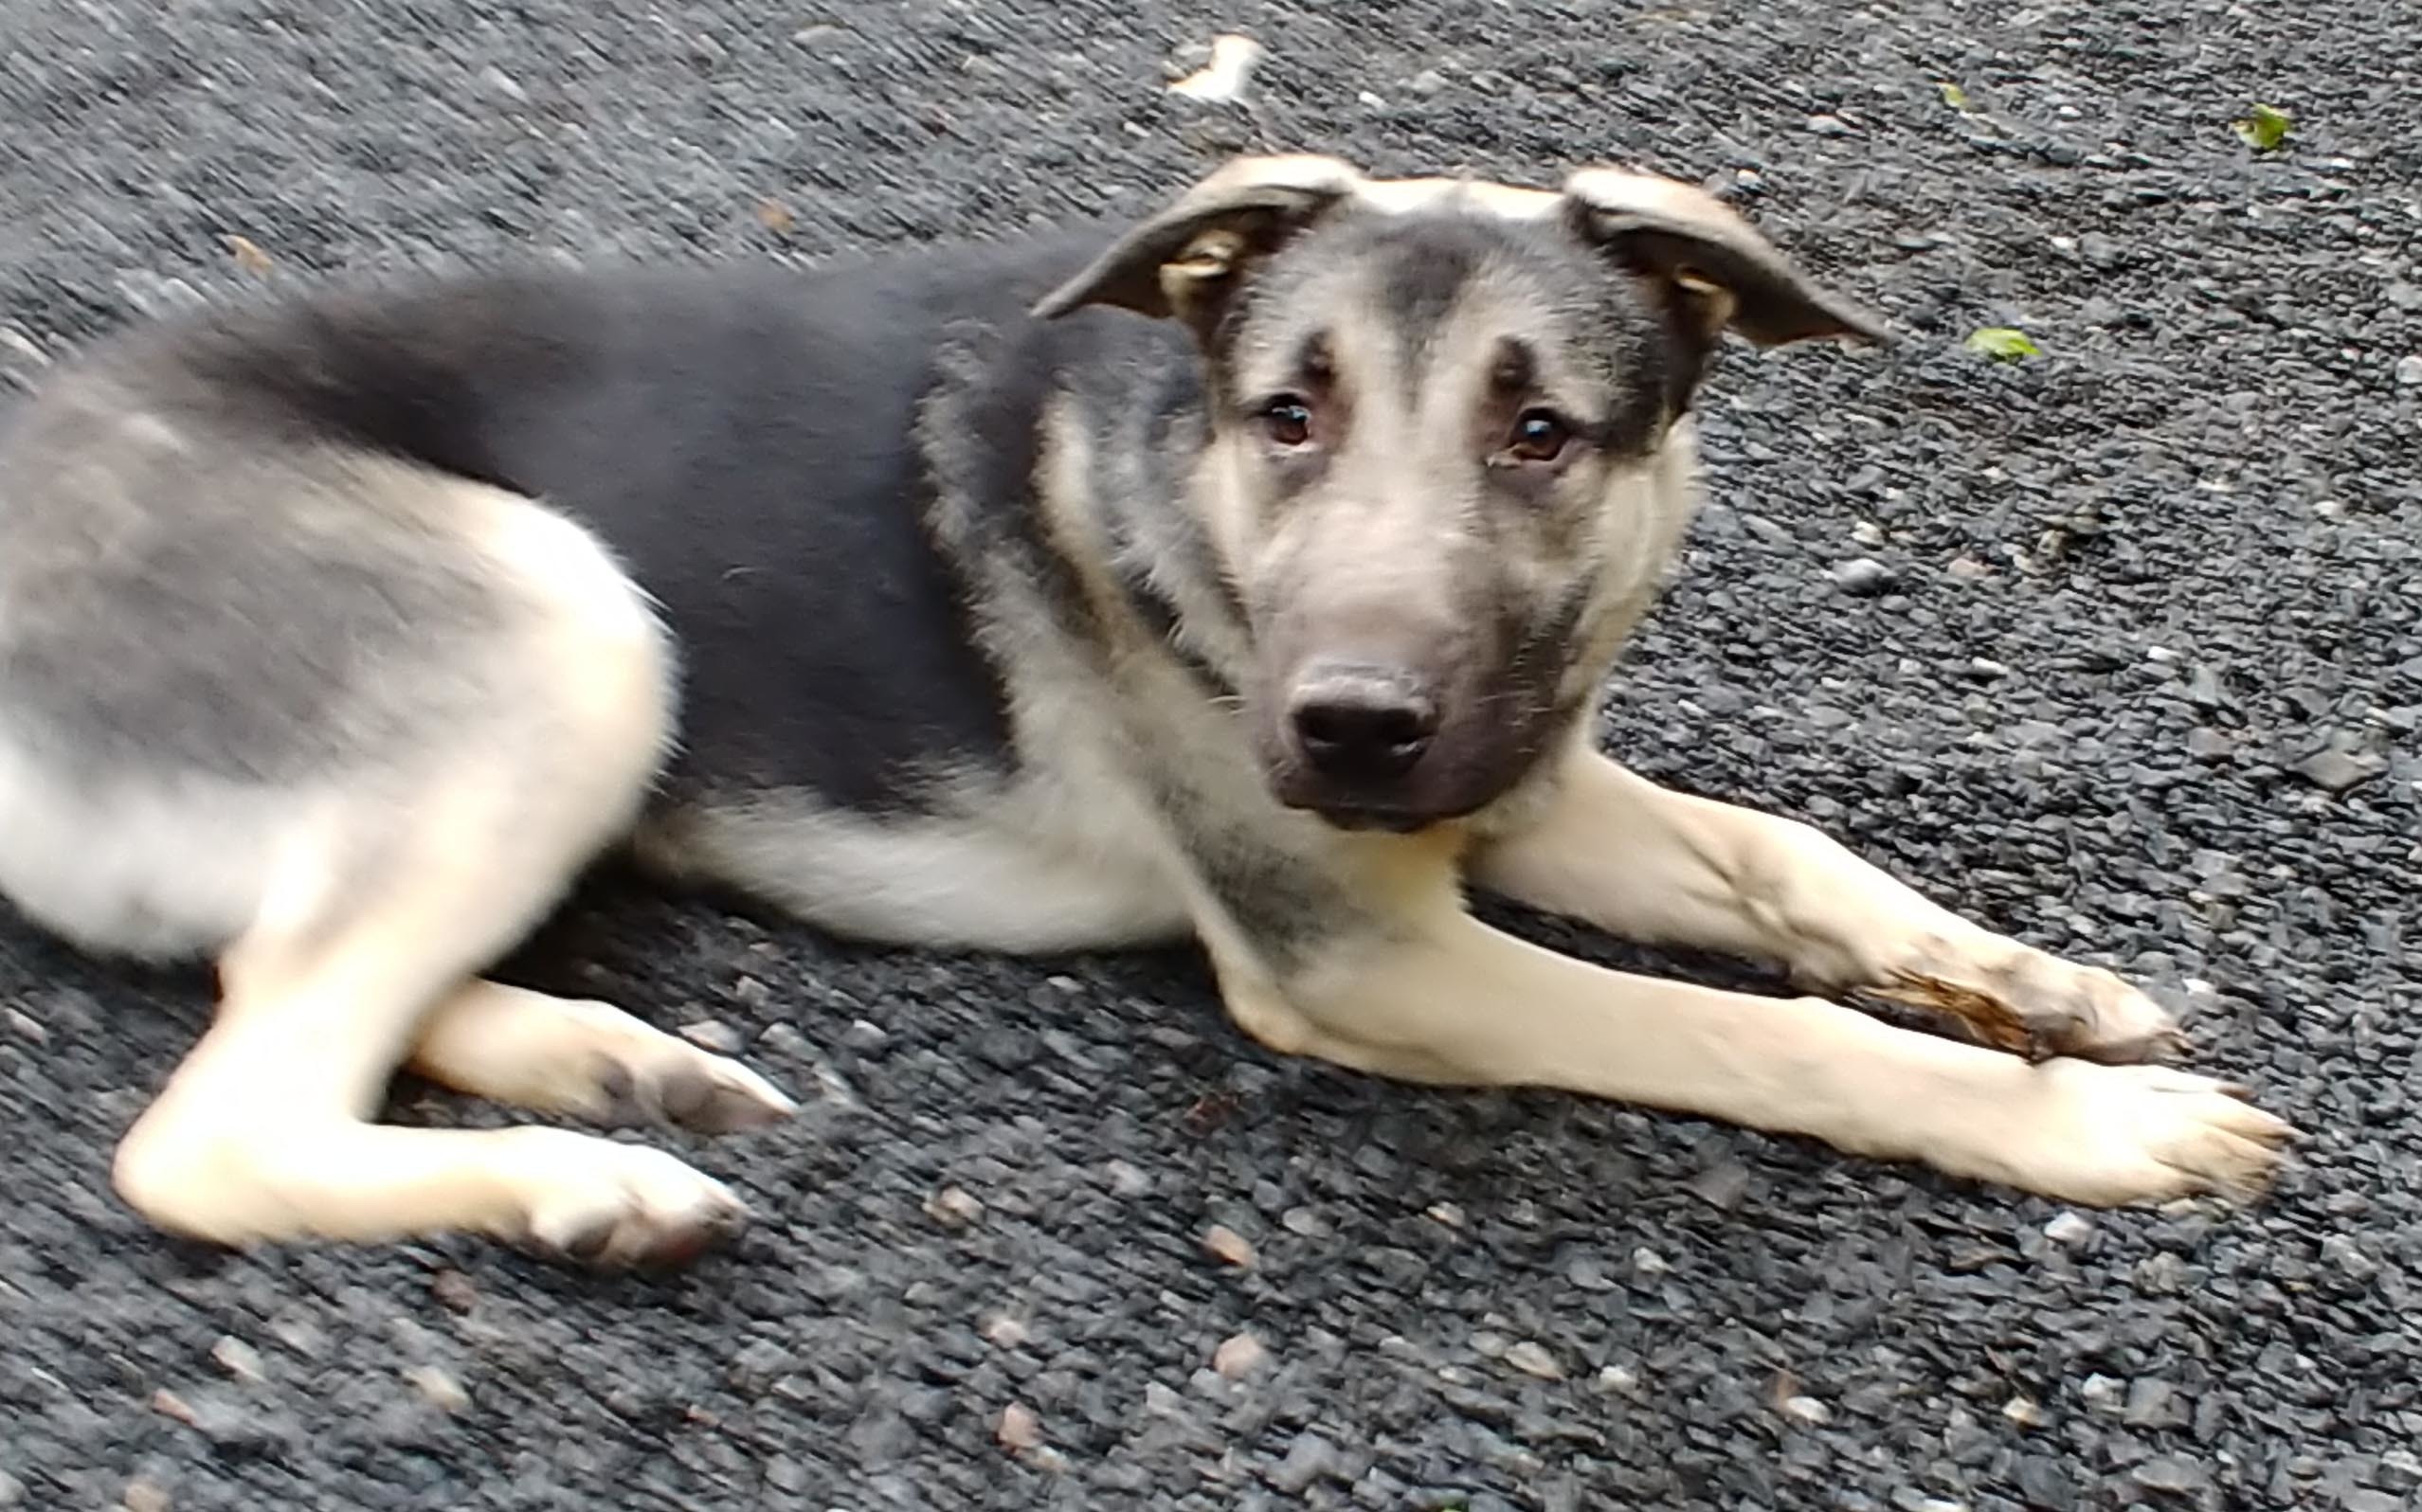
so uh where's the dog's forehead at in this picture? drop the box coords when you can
[1236,191,1619,370]
[1349,175,1564,222]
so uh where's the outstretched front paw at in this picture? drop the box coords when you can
[1855,935,2188,1066]
[1979,1060,2295,1207]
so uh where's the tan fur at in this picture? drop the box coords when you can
[104,480,761,1264]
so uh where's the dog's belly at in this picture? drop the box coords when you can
[637,783,1196,955]
[0,734,285,960]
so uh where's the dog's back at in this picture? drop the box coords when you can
[0,231,1148,958]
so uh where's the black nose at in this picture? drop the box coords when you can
[1288,670,1439,783]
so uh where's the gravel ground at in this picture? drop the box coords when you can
[3,1,2418,1507]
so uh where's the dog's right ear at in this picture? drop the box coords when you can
[1032,154,1365,334]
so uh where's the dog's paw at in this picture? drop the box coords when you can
[589,1036,798,1136]
[511,1132,752,1269]
[1978,1060,2295,1208]
[1856,934,2186,1065]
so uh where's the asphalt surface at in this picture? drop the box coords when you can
[2,1,2417,1507]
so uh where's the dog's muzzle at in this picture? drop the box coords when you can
[1273,662,1445,829]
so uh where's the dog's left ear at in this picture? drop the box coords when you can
[1561,168,1889,349]
[1032,153,1365,334]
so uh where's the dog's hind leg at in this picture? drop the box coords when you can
[97,478,769,1267]
[407,981,795,1134]
[1471,742,2186,1065]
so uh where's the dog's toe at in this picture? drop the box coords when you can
[518,1138,752,1270]
[1983,1061,2296,1207]
[589,1042,798,1135]
[654,1058,798,1134]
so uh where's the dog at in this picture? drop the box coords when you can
[0,153,2293,1269]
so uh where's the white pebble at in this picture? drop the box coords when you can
[1780,1395,1833,1426]
[1503,1341,1563,1380]
[2044,1211,2095,1245]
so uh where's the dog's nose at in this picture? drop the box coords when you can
[1287,669,1439,783]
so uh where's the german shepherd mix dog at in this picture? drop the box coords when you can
[0,155,2291,1269]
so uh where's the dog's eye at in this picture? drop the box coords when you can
[1259,397,1314,448]
[1506,408,1571,463]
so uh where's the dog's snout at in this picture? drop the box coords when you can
[1287,668,1439,783]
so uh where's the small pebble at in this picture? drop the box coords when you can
[1202,1224,1256,1269]
[2043,1211,2094,1245]
[1425,1201,1466,1228]
[1597,1363,1641,1394]
[2002,1395,2045,1427]
[1503,1341,1562,1379]
[2295,748,2379,793]
[1833,557,1895,596]
[1268,1431,1337,1493]
[2395,353,2422,386]
[996,1401,1041,1451]
[841,1017,888,1050]
[209,1336,265,1383]
[979,1312,1030,1348]
[1104,1160,1150,1197]
[123,1479,171,1512]
[1213,1332,1268,1378]
[1631,1247,1670,1277]
[431,1270,479,1313]
[678,1018,742,1053]
[925,1186,984,1227]
[477,63,528,102]
[2131,1456,2209,1493]
[407,1365,469,1413]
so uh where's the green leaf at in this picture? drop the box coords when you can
[1964,327,2042,362]
[2232,102,2291,151]
[1938,81,1971,111]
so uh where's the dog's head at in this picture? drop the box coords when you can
[1035,154,1884,832]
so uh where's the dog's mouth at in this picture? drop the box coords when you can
[1269,771,1493,834]
[1299,801,1442,835]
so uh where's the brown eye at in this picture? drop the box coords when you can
[1507,407,1570,463]
[1260,396,1314,447]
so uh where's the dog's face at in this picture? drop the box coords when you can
[1039,156,1884,831]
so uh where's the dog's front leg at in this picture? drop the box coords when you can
[1198,880,2290,1207]
[1471,745,2186,1064]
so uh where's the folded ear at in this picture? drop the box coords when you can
[1560,167,1889,349]
[1032,153,1366,333]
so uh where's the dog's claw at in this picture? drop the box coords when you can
[517,1137,752,1270]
